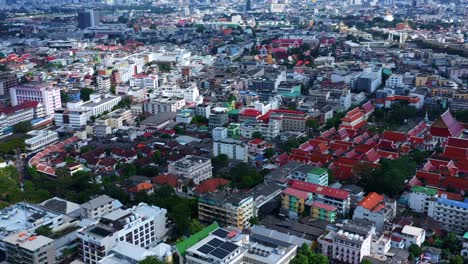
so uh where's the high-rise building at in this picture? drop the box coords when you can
[78,9,99,29]
[246,0,251,11]
[10,82,61,116]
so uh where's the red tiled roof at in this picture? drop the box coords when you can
[383,131,407,142]
[361,101,375,114]
[194,178,230,194]
[430,110,463,138]
[0,100,39,115]
[288,179,349,200]
[129,182,154,193]
[249,138,265,145]
[447,137,468,149]
[152,174,180,187]
[283,187,310,199]
[241,109,262,117]
[358,192,384,211]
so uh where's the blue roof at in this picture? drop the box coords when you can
[254,155,266,162]
[437,198,468,209]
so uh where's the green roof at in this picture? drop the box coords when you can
[411,186,438,196]
[464,232,468,240]
[228,109,240,115]
[175,222,219,255]
[309,167,327,175]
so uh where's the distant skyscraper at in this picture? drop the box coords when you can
[77,9,99,29]
[246,0,251,11]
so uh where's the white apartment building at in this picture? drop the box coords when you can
[400,226,425,248]
[55,108,91,128]
[408,186,438,214]
[0,101,45,135]
[385,74,404,88]
[428,197,468,234]
[25,130,59,153]
[213,138,248,162]
[97,76,111,93]
[240,120,280,140]
[10,82,61,116]
[130,74,158,89]
[143,97,185,115]
[81,195,121,219]
[67,94,121,118]
[152,48,191,66]
[77,203,168,264]
[195,104,211,119]
[168,155,212,185]
[212,127,227,141]
[353,192,396,232]
[3,232,55,264]
[319,219,376,264]
[159,83,203,104]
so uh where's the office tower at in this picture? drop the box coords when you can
[246,0,251,11]
[77,9,99,29]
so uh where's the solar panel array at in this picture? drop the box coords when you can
[212,228,229,238]
[195,229,240,260]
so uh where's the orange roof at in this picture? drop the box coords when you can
[358,192,384,211]
[194,178,230,194]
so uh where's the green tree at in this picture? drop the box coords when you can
[174,124,185,134]
[307,119,319,130]
[212,154,229,174]
[408,244,422,260]
[252,131,263,139]
[449,255,464,264]
[291,243,328,264]
[361,260,373,264]
[13,121,32,133]
[60,90,70,103]
[35,225,53,237]
[264,148,276,159]
[80,88,94,101]
[188,219,204,235]
[110,85,116,95]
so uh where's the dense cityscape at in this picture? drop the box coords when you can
[0,0,467,263]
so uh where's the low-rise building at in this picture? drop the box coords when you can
[168,155,212,185]
[428,196,468,234]
[3,232,55,264]
[198,191,254,229]
[284,180,350,217]
[0,202,65,251]
[240,120,280,140]
[408,186,438,214]
[289,165,328,186]
[213,138,248,161]
[81,195,121,219]
[55,108,90,128]
[353,192,396,232]
[77,203,168,264]
[25,130,59,153]
[143,97,185,115]
[212,127,227,141]
[318,219,376,264]
[182,224,300,264]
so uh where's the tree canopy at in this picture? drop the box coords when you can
[357,156,416,197]
[290,243,328,264]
